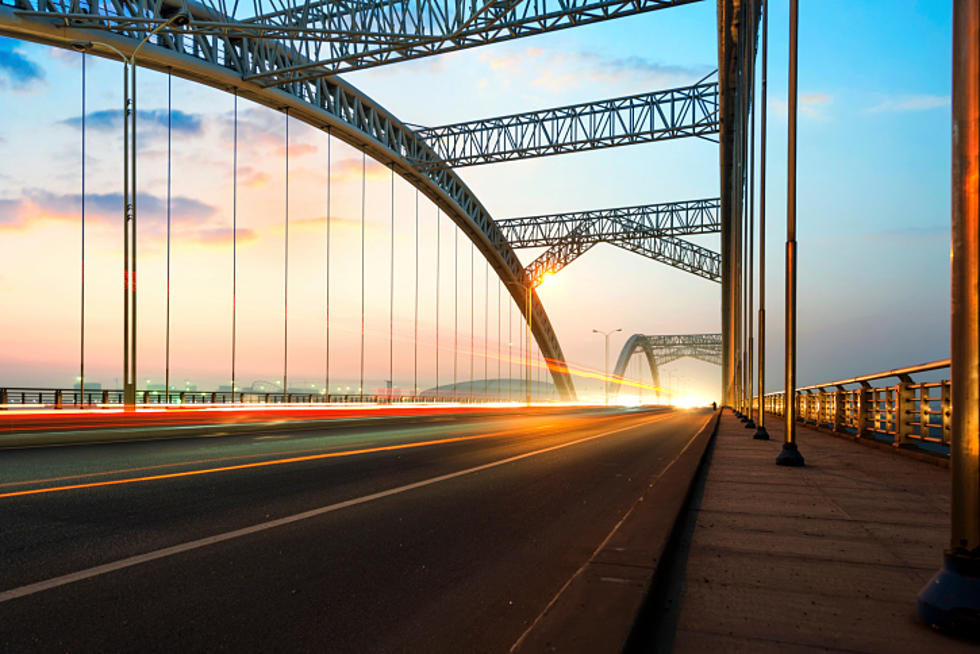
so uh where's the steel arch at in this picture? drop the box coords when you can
[612,333,722,397]
[0,6,576,399]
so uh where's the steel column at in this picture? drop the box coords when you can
[918,0,980,632]
[777,0,804,466]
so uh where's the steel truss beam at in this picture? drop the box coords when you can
[612,333,721,396]
[498,198,720,247]
[10,0,702,82]
[502,199,720,282]
[415,81,719,168]
[0,0,577,399]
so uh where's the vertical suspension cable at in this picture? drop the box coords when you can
[469,243,474,399]
[414,188,419,399]
[508,298,512,401]
[325,128,331,401]
[497,279,500,401]
[483,260,488,400]
[453,228,459,402]
[357,150,367,402]
[435,209,440,400]
[80,53,86,406]
[389,164,395,402]
[231,88,237,403]
[165,71,172,404]
[283,109,290,399]
[360,151,366,401]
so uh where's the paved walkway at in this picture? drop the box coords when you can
[672,411,977,653]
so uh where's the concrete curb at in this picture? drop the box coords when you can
[512,409,721,654]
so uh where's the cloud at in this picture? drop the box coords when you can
[332,157,390,182]
[237,167,271,188]
[866,94,950,113]
[60,108,204,134]
[479,47,711,95]
[0,37,44,90]
[291,215,363,232]
[771,92,833,120]
[0,189,240,248]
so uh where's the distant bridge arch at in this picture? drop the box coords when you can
[612,333,722,398]
[0,0,575,399]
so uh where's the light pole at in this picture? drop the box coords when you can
[71,12,189,410]
[592,328,621,405]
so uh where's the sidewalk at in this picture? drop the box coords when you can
[671,411,976,653]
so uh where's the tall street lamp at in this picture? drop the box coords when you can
[71,12,190,410]
[592,328,621,405]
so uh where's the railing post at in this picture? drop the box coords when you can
[1,388,8,410]
[942,380,953,447]
[895,379,915,446]
[54,389,63,409]
[833,388,845,432]
[855,383,869,439]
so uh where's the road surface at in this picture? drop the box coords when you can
[0,406,710,652]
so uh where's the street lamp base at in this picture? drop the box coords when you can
[918,551,980,637]
[776,441,805,466]
[752,425,770,440]
[745,418,756,429]
[739,414,749,423]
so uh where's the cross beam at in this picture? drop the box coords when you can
[12,0,703,81]
[499,198,720,247]
[414,81,719,168]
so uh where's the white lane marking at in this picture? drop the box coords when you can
[0,413,672,604]
[508,412,711,653]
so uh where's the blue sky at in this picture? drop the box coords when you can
[0,1,955,401]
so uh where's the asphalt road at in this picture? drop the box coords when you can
[0,406,711,652]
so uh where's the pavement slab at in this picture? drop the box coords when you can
[671,412,977,653]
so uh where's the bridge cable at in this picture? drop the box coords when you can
[508,291,512,401]
[165,71,172,404]
[453,228,459,402]
[360,151,366,401]
[231,88,237,403]
[325,128,331,400]
[80,52,86,406]
[497,278,501,400]
[470,242,474,398]
[389,164,395,402]
[484,259,488,399]
[434,209,439,399]
[413,187,419,400]
[283,108,290,399]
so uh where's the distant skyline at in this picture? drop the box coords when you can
[0,1,954,403]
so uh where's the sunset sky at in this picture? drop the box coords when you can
[0,1,954,402]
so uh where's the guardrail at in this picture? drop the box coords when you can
[0,387,542,409]
[763,359,951,455]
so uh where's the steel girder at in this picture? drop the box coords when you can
[9,0,702,82]
[414,81,719,168]
[505,199,722,282]
[612,333,722,396]
[0,1,577,399]
[497,198,720,248]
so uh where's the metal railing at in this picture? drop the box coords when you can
[763,359,951,454]
[0,386,555,409]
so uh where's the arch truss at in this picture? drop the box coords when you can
[612,333,721,397]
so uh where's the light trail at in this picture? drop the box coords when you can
[0,415,630,499]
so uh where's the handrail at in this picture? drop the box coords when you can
[794,359,950,391]
[761,359,952,456]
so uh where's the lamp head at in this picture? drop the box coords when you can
[70,41,92,52]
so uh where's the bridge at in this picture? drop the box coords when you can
[0,0,977,649]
